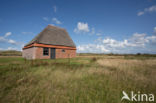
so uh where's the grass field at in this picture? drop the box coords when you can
[0,50,22,56]
[0,55,156,103]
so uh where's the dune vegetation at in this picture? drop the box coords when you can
[0,50,22,56]
[0,55,156,103]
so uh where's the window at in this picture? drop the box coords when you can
[62,49,65,52]
[43,48,49,56]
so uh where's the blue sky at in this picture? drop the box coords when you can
[0,0,156,53]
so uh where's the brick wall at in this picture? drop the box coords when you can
[22,47,36,59]
[55,49,76,58]
[23,46,76,59]
[35,47,50,59]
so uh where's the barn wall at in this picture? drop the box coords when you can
[55,48,76,58]
[34,47,76,59]
[23,46,76,59]
[22,47,36,59]
[35,47,50,59]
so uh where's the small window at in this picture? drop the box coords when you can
[62,49,65,52]
[43,48,49,56]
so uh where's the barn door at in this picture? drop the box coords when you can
[50,48,55,59]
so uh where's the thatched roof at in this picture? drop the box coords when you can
[25,25,76,47]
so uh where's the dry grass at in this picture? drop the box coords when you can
[97,58,156,69]
[0,55,156,103]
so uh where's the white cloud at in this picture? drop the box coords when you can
[0,36,6,42]
[74,22,90,33]
[145,5,156,12]
[137,5,156,16]
[4,32,11,37]
[0,47,19,51]
[74,22,104,36]
[77,44,110,53]
[8,39,16,45]
[128,33,149,47]
[96,33,102,36]
[0,32,17,45]
[103,38,118,46]
[43,17,62,25]
[74,22,103,36]
[101,33,152,48]
[22,32,34,35]
[91,28,95,34]
[52,17,62,24]
[146,35,156,44]
[53,6,57,13]
[137,11,144,16]
[7,47,18,50]
[0,32,25,51]
[77,32,156,53]
[102,38,133,48]
[43,17,49,21]
[0,37,17,45]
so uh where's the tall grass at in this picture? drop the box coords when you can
[0,55,156,103]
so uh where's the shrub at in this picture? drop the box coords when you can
[90,57,97,63]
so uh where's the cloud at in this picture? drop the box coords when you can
[52,17,62,24]
[137,11,144,16]
[146,35,156,44]
[96,33,102,36]
[91,28,95,34]
[145,5,156,12]
[74,22,103,36]
[74,22,90,33]
[43,17,49,21]
[7,47,18,50]
[101,38,132,48]
[0,32,25,51]
[22,32,34,35]
[0,32,17,45]
[4,32,11,37]
[77,32,156,53]
[101,33,154,48]
[43,17,62,25]
[53,6,57,13]
[8,39,17,45]
[0,47,19,51]
[137,5,156,16]
[0,36,6,42]
[77,44,110,53]
[129,33,149,47]
[1,38,17,45]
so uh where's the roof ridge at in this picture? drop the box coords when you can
[47,24,65,30]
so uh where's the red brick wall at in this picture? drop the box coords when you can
[35,47,76,59]
[23,46,76,59]
[35,47,50,59]
[55,49,76,58]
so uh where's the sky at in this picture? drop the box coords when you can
[0,0,156,54]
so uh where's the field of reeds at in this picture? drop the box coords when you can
[0,54,156,103]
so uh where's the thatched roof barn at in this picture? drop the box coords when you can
[22,25,76,59]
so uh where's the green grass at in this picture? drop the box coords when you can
[0,50,22,56]
[0,56,156,103]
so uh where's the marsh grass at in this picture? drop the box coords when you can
[0,55,156,103]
